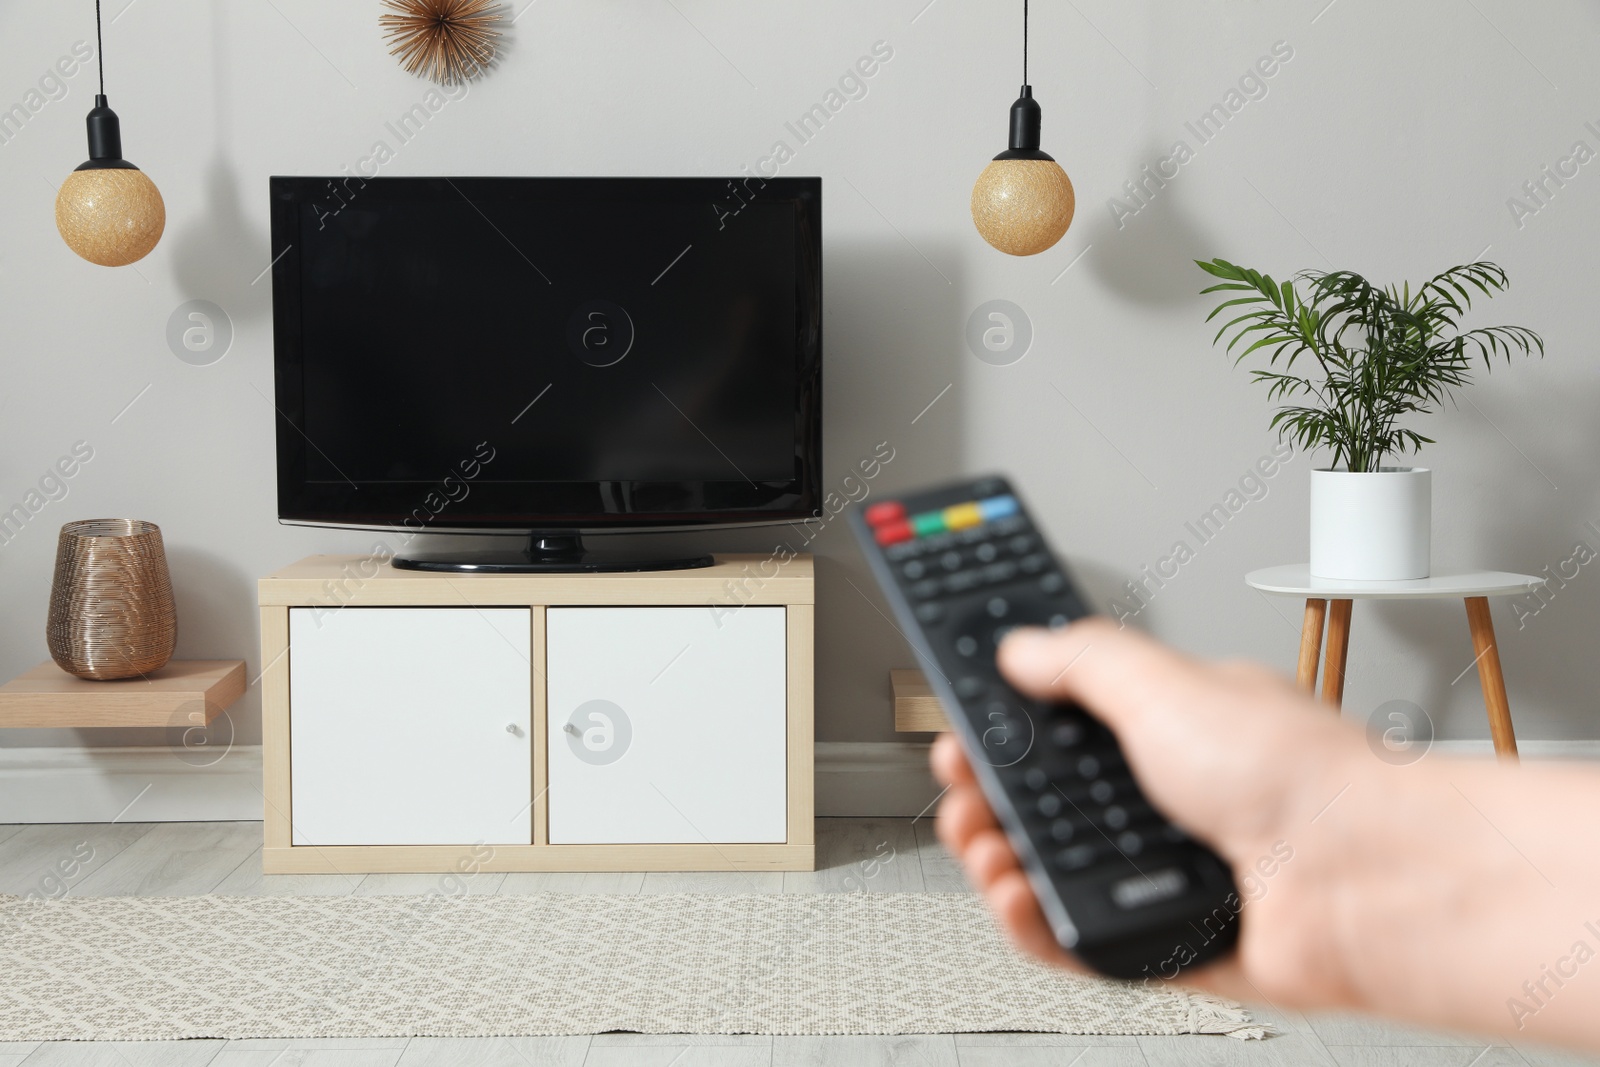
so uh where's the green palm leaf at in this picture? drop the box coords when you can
[1195,259,1542,472]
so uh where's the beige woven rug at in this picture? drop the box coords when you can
[0,892,1261,1041]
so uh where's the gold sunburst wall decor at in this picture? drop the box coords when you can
[380,0,502,85]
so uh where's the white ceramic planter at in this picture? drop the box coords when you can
[1309,467,1432,580]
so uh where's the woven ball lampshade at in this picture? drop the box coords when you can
[971,157,1075,258]
[57,2,164,268]
[971,2,1074,258]
[56,165,165,268]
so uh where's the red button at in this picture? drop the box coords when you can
[874,519,913,545]
[865,501,906,527]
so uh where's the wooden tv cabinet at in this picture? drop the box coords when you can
[257,554,814,875]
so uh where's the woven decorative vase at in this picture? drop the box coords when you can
[47,519,177,680]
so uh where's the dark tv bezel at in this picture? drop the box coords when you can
[269,175,822,534]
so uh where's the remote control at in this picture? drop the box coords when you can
[849,475,1239,981]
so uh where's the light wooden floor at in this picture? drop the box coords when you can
[0,817,1593,1066]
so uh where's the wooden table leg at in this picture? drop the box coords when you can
[1297,599,1326,693]
[1322,599,1353,710]
[1465,596,1519,763]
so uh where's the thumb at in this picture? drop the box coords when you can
[996,618,1206,737]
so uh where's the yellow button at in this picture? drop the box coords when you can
[943,503,983,530]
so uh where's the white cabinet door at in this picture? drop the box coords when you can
[289,607,532,846]
[546,606,786,844]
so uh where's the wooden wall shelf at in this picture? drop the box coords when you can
[0,660,247,729]
[891,668,946,732]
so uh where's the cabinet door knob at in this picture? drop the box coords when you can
[506,723,524,737]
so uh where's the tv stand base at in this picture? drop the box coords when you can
[393,533,713,573]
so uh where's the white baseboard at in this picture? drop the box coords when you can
[814,741,939,817]
[809,738,1600,817]
[0,746,264,824]
[0,742,938,824]
[4,738,1587,825]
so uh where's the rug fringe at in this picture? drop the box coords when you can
[1186,991,1271,1040]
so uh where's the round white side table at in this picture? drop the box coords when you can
[1245,565,1544,762]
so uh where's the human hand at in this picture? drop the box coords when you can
[935,617,1600,1052]
[932,617,1368,1005]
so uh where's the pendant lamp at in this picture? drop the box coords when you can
[971,0,1075,257]
[56,0,165,268]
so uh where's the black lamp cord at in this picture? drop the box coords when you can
[95,0,105,95]
[1023,0,1029,85]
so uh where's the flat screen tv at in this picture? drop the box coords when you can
[269,176,821,572]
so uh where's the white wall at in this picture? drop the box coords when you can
[1,0,1596,762]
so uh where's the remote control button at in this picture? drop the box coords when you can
[1116,831,1145,856]
[943,503,984,530]
[989,722,1031,767]
[1076,755,1101,779]
[864,501,905,526]
[979,559,1017,585]
[1050,721,1084,748]
[986,597,1009,618]
[911,579,942,599]
[1008,533,1038,554]
[979,495,1019,521]
[940,550,964,572]
[902,560,926,580]
[1102,804,1128,830]
[953,635,979,657]
[1055,844,1101,872]
[1037,793,1063,819]
[1109,866,1190,911]
[1040,573,1066,594]
[911,512,946,536]
[1050,818,1076,843]
[982,561,1019,585]
[954,677,985,699]
[1089,780,1115,804]
[943,571,983,594]
[874,520,913,546]
[1022,767,1049,791]
[885,540,925,562]
[974,542,999,563]
[1019,553,1048,574]
[957,527,989,545]
[1049,614,1070,628]
[991,516,1027,536]
[913,602,944,624]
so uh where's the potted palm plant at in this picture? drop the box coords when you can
[1196,259,1543,580]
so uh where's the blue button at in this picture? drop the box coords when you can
[978,495,1019,521]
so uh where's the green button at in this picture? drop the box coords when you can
[911,512,946,536]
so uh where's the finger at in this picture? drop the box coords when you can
[929,733,976,788]
[997,618,1203,736]
[987,869,1076,967]
[962,827,1020,890]
[934,784,997,856]
[986,869,1245,986]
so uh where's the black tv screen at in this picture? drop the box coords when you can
[269,176,821,532]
